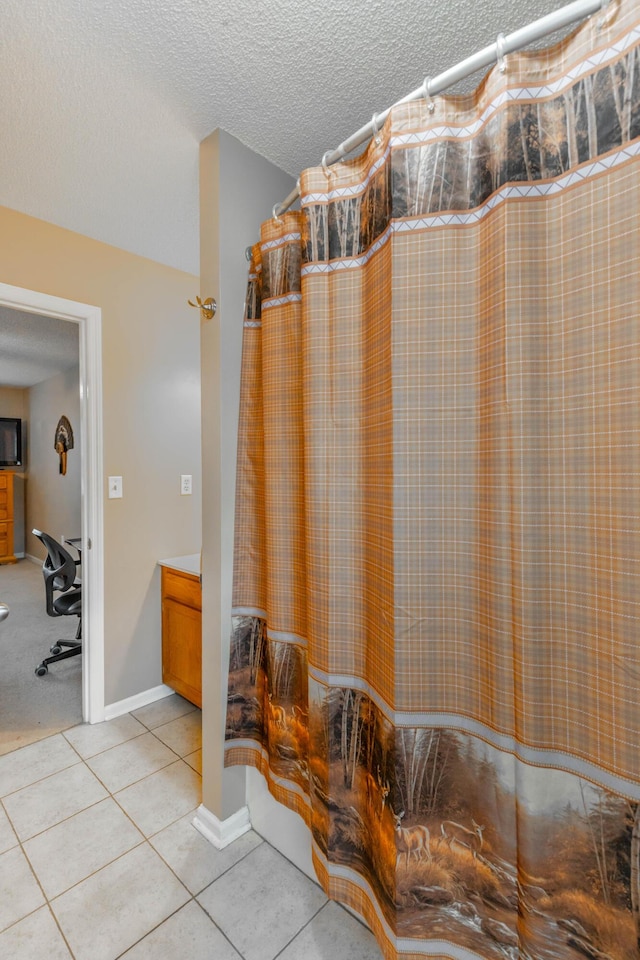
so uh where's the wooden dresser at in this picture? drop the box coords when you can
[0,472,16,565]
[160,557,202,707]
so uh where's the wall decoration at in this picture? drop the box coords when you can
[54,415,74,476]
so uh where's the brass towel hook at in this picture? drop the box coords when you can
[188,296,217,320]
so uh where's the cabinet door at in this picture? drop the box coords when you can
[162,598,202,708]
[0,521,8,560]
[162,568,201,610]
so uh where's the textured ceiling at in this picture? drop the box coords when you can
[0,308,79,388]
[1,0,585,275]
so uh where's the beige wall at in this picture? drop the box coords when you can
[0,204,201,706]
[200,130,296,819]
[0,385,27,554]
[0,385,27,422]
[27,366,81,560]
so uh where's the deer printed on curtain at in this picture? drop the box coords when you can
[228,625,640,959]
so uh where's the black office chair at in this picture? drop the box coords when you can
[32,529,82,677]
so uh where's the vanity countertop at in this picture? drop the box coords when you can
[158,553,201,577]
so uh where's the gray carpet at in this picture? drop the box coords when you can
[0,559,82,756]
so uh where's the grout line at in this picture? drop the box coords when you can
[148,728,198,763]
[11,793,108,845]
[190,898,247,958]
[0,796,19,848]
[130,702,199,733]
[3,744,187,950]
[0,707,239,960]
[142,707,199,731]
[271,902,328,959]
[0,855,45,936]
[0,742,81,799]
[111,898,197,959]
[1,730,199,901]
[111,893,247,960]
[48,837,149,903]
[47,901,78,960]
[251,825,326,892]
[111,784,202,843]
[192,895,251,959]
[0,818,76,960]
[1,749,339,960]
[62,731,91,762]
[82,751,176,795]
[184,831,265,897]
[61,718,151,759]
[15,765,147,900]
[0,756,83,803]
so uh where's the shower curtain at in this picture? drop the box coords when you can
[225,2,640,957]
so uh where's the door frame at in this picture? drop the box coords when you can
[0,282,104,723]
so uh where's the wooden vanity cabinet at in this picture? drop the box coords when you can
[161,565,202,707]
[0,472,16,564]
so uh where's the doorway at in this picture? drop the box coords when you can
[0,282,104,724]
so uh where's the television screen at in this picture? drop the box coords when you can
[0,418,22,467]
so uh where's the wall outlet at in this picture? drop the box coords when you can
[108,476,123,499]
[181,474,192,496]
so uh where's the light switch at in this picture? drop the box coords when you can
[181,474,192,495]
[108,476,123,499]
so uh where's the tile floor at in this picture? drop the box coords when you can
[0,694,383,960]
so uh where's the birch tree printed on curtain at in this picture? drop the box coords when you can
[226,4,640,959]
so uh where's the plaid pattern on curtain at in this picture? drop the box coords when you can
[226,3,640,957]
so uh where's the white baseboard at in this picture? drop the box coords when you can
[15,551,25,559]
[104,683,175,721]
[193,803,251,850]
[25,553,41,565]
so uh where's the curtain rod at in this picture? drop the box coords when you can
[269,0,608,222]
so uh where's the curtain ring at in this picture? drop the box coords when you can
[322,151,334,179]
[272,203,282,223]
[423,76,435,114]
[496,33,507,73]
[371,113,382,146]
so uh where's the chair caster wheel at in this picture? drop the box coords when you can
[50,644,62,655]
[35,663,48,676]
